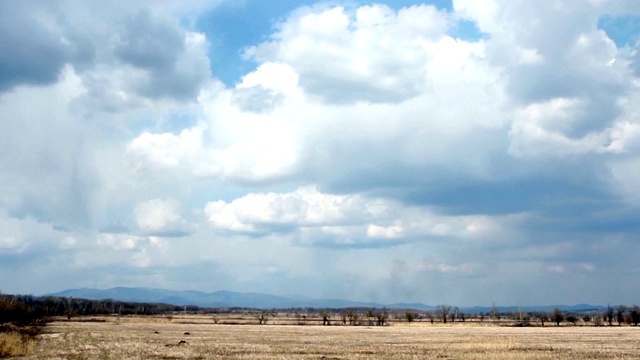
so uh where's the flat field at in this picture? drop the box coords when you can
[17,315,640,359]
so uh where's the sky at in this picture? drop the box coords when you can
[1,0,640,307]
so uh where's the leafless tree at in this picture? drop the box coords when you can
[438,305,452,324]
[490,302,500,321]
[425,311,434,324]
[552,307,564,327]
[346,310,359,325]
[405,311,416,323]
[565,314,578,326]
[606,305,614,326]
[593,312,604,326]
[376,308,389,326]
[340,310,348,325]
[449,307,458,323]
[537,312,548,327]
[627,305,640,326]
[256,310,270,325]
[319,309,331,326]
[616,305,627,326]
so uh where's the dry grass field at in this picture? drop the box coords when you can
[11,315,640,359]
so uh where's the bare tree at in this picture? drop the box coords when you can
[552,307,564,327]
[606,305,614,326]
[565,314,578,326]
[319,309,331,326]
[340,310,348,325]
[593,312,604,326]
[438,305,452,324]
[346,310,359,325]
[365,309,376,326]
[627,305,640,326]
[616,305,627,326]
[490,302,500,321]
[256,310,270,325]
[425,311,434,324]
[405,311,416,323]
[449,307,459,323]
[376,308,389,326]
[537,312,548,327]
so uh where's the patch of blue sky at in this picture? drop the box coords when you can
[381,0,452,12]
[198,0,457,86]
[197,0,318,86]
[598,14,640,48]
[448,18,485,41]
[127,111,195,135]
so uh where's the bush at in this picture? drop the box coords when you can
[0,295,45,327]
[0,294,47,358]
[0,332,36,358]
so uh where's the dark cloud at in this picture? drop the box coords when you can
[113,9,211,101]
[0,2,70,92]
[506,65,625,138]
[299,72,424,105]
[115,10,184,70]
[100,221,131,234]
[0,2,209,102]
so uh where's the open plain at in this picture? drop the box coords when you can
[13,315,640,359]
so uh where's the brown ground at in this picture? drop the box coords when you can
[13,315,640,359]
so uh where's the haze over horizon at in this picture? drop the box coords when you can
[1,0,640,307]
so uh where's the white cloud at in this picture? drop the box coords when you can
[128,78,301,182]
[2,0,640,305]
[420,259,480,275]
[204,187,508,246]
[248,4,450,104]
[204,186,369,233]
[134,198,191,236]
[508,97,614,157]
[128,126,207,170]
[547,265,565,274]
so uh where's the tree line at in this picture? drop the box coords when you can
[2,293,640,328]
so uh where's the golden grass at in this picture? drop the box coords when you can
[15,315,640,359]
[0,332,35,358]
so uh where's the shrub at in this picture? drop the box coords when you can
[0,332,36,358]
[0,295,45,327]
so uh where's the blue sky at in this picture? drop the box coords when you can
[1,0,640,307]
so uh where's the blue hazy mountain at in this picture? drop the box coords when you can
[46,287,605,312]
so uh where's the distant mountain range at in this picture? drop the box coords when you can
[46,287,606,313]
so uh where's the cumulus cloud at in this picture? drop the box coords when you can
[247,4,450,104]
[0,66,96,228]
[204,187,506,247]
[230,85,284,113]
[0,0,212,111]
[2,0,640,306]
[204,186,370,233]
[456,0,631,137]
[128,79,301,182]
[0,2,73,92]
[134,198,192,237]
